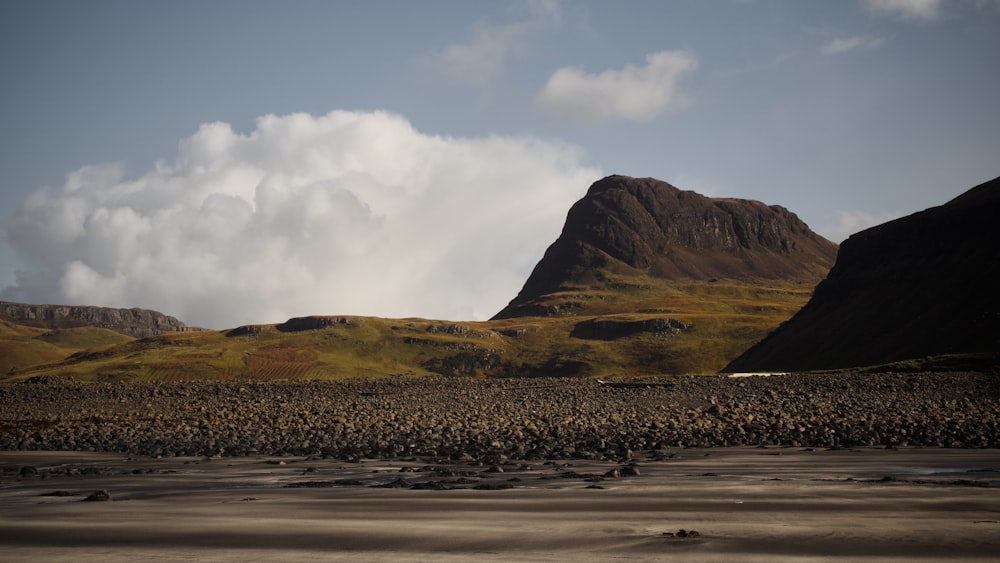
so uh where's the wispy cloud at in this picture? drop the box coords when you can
[2,110,601,327]
[862,0,943,21]
[821,34,886,54]
[536,50,698,122]
[416,0,562,86]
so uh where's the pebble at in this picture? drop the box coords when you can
[0,372,997,460]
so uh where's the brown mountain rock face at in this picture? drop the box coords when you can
[0,301,193,338]
[494,175,838,319]
[725,175,1000,372]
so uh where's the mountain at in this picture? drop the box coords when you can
[0,301,194,339]
[494,175,838,319]
[725,176,1000,372]
[4,176,839,382]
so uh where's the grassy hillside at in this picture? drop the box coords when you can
[3,278,817,382]
[0,320,134,375]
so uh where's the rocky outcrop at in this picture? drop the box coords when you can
[275,316,351,333]
[494,175,837,319]
[0,301,193,338]
[225,325,268,338]
[570,317,691,340]
[725,176,1000,372]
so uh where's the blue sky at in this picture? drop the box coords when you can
[1,0,998,328]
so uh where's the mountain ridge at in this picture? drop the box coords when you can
[0,300,197,339]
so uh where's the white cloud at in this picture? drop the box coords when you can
[417,0,562,86]
[863,0,943,21]
[536,51,697,122]
[2,110,600,328]
[818,209,906,243]
[821,34,886,54]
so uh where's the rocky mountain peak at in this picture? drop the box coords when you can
[494,175,837,319]
[577,175,823,256]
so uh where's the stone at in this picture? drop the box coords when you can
[620,466,641,477]
[82,490,112,502]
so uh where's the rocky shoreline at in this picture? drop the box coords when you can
[1,372,997,460]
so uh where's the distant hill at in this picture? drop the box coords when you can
[725,176,1000,372]
[0,301,195,339]
[0,318,134,375]
[494,175,838,319]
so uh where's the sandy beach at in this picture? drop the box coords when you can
[2,447,999,562]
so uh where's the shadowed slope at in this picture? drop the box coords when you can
[726,176,1000,372]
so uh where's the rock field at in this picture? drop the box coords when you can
[1,372,997,460]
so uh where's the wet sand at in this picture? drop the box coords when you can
[2,447,999,561]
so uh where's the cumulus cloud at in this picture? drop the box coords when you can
[536,51,697,122]
[2,110,600,328]
[863,0,943,21]
[417,0,562,86]
[821,34,886,54]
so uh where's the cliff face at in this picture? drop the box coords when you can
[0,301,193,338]
[494,175,838,319]
[725,176,1000,372]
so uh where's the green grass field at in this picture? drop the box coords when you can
[2,278,820,382]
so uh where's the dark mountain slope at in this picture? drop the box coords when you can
[494,175,838,319]
[725,176,1000,372]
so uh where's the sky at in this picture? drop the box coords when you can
[1,0,998,329]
